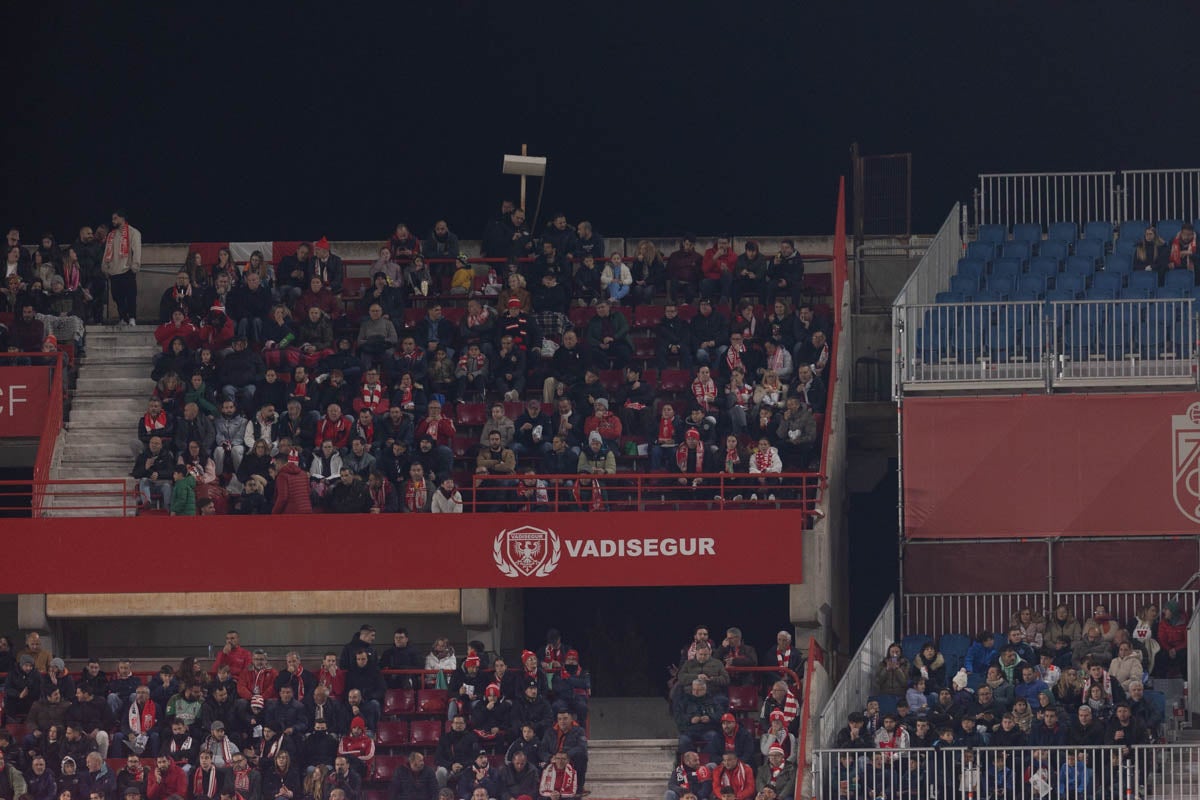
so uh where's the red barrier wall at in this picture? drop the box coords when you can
[0,367,49,437]
[2,510,803,593]
[903,392,1200,538]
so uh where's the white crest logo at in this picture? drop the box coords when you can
[493,526,562,578]
[1171,401,1200,525]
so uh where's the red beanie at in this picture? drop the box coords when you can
[314,237,331,251]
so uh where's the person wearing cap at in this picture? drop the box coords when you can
[584,300,631,371]
[707,712,754,767]
[306,238,344,295]
[674,679,727,756]
[754,746,794,799]
[459,751,500,800]
[497,295,541,358]
[45,656,76,698]
[448,657,486,721]
[471,683,511,744]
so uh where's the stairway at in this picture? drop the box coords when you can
[44,325,158,517]
[586,739,677,800]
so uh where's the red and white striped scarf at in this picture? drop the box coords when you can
[369,480,390,510]
[193,767,220,799]
[676,443,705,473]
[724,448,741,472]
[724,345,744,373]
[468,308,490,328]
[290,666,307,701]
[729,383,751,408]
[104,225,130,260]
[658,417,676,441]
[128,699,156,734]
[204,734,235,766]
[767,347,786,372]
[360,382,384,411]
[405,479,428,511]
[755,449,776,473]
[458,352,486,373]
[691,378,716,409]
[143,411,168,434]
[775,649,792,668]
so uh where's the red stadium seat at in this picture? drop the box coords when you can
[416,689,448,714]
[598,370,623,393]
[568,307,596,328]
[341,277,371,299]
[633,305,664,329]
[456,403,487,427]
[451,435,476,459]
[503,401,525,419]
[727,684,760,712]
[106,758,125,775]
[375,720,409,748]
[371,755,404,782]
[641,369,658,386]
[633,339,657,362]
[440,306,466,325]
[675,305,698,321]
[364,792,387,800]
[658,369,691,394]
[403,308,425,329]
[409,719,442,746]
[383,689,415,716]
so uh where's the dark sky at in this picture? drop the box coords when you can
[5,2,1198,244]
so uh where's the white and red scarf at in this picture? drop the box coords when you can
[691,378,717,409]
[289,667,307,701]
[724,448,741,473]
[369,479,390,510]
[676,443,705,473]
[458,352,486,374]
[724,345,745,373]
[193,767,221,799]
[63,261,81,291]
[405,479,428,511]
[204,734,235,766]
[360,382,384,411]
[775,648,792,668]
[729,383,751,409]
[658,416,677,442]
[233,769,253,794]
[755,448,778,473]
[143,411,169,434]
[128,699,157,734]
[104,225,130,261]
[767,347,787,372]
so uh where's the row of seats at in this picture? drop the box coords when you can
[977,219,1196,248]
[946,266,1197,302]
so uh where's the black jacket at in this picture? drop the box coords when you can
[131,447,175,480]
[227,284,272,322]
[328,478,371,514]
[690,312,729,348]
[389,765,438,800]
[435,728,480,770]
[216,349,265,389]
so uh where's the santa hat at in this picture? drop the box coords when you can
[506,296,521,308]
[314,237,331,251]
[287,451,300,466]
[686,429,701,440]
[43,334,57,347]
[720,713,736,723]
[351,716,365,730]
[463,655,480,669]
[485,683,501,698]
[250,695,264,712]
[768,745,785,757]
[769,710,786,722]
[521,649,537,664]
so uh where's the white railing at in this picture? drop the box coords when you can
[893,204,963,310]
[903,590,1199,640]
[1123,168,1200,228]
[896,297,1198,392]
[814,595,895,748]
[812,744,1200,800]
[976,171,1118,228]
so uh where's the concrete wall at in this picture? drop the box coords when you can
[46,590,459,618]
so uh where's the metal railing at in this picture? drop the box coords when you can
[0,479,134,518]
[892,204,963,310]
[812,744,1200,800]
[1189,610,1200,717]
[896,297,1199,392]
[468,471,823,515]
[1122,168,1200,228]
[976,171,1119,228]
[813,595,895,748]
[902,590,1199,640]
[796,637,826,799]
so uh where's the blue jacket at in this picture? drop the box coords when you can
[1014,677,1049,705]
[965,642,997,674]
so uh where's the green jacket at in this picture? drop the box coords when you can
[171,475,196,516]
[184,381,218,416]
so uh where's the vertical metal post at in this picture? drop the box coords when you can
[1047,539,1055,611]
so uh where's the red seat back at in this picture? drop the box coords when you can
[456,402,487,427]
[409,719,442,746]
[568,307,596,328]
[727,684,760,712]
[633,305,664,329]
[383,689,415,716]
[372,755,404,782]
[416,689,449,714]
[375,720,409,747]
[658,369,691,393]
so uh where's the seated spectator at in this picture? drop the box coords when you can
[691,299,728,367]
[1134,226,1169,276]
[965,631,997,676]
[1169,223,1198,272]
[706,712,754,767]
[795,330,830,381]
[612,365,653,440]
[541,709,587,786]
[628,240,664,308]
[715,628,758,688]
[699,237,737,305]
[328,467,370,513]
[356,303,398,370]
[751,371,786,419]
[732,241,769,304]
[492,335,527,402]
[390,752,438,800]
[1073,624,1111,666]
[543,330,587,405]
[790,365,824,414]
[402,463,434,513]
[911,642,947,693]
[583,398,622,449]
[655,303,693,370]
[132,436,175,510]
[511,683,554,741]
[513,399,553,458]
[218,336,266,413]
[585,300,631,370]
[476,431,517,510]
[665,750,711,800]
[576,432,615,510]
[1108,640,1143,694]
[456,343,489,401]
[674,678,726,755]
[1012,607,1046,649]
[430,475,461,516]
[555,651,591,722]
[542,435,577,478]
[678,644,731,697]
[666,236,703,306]
[766,241,804,308]
[748,437,782,500]
[709,752,753,800]
[601,253,633,305]
[153,372,186,418]
[551,397,584,453]
[758,717,796,768]
[538,751,579,800]
[1047,604,1084,647]
[832,711,871,749]
[515,467,551,512]
[480,402,516,447]
[572,255,603,307]
[498,273,532,314]
[459,298,497,360]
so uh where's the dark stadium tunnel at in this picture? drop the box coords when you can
[523,585,789,697]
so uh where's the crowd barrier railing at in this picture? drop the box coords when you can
[811,743,1199,800]
[0,478,134,518]
[975,171,1120,229]
[1121,168,1200,229]
[813,595,895,749]
[796,638,827,800]
[902,589,1199,641]
[468,471,824,515]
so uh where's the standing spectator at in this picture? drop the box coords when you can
[214,631,253,678]
[766,241,804,309]
[875,643,909,697]
[572,221,604,262]
[310,238,344,295]
[101,209,142,326]
[700,237,737,305]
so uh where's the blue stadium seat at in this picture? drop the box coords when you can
[1085,287,1116,300]
[935,291,964,304]
[1144,690,1167,736]
[1062,320,1093,360]
[1119,220,1150,244]
[1065,255,1096,280]
[1140,321,1166,359]
[1156,285,1189,299]
[938,634,971,672]
[918,308,955,361]
[1091,272,1122,294]
[1099,304,1139,359]
[956,257,987,284]
[1083,220,1114,244]
[991,310,1022,362]
[1047,221,1078,243]
[950,274,979,296]
[973,288,1004,303]
[1012,223,1043,244]
[1016,274,1046,297]
[901,634,930,663]
[977,224,1007,245]
[1157,220,1184,244]
[1029,256,1060,284]
[1163,269,1196,292]
[1000,241,1032,263]
[1120,286,1154,300]
[872,695,899,716]
[991,258,1022,280]
[967,672,986,691]
[1045,287,1077,302]
[1075,238,1105,263]
[1128,270,1159,292]
[1104,253,1134,276]
[1114,237,1138,256]
[1038,239,1070,262]
[1056,274,1086,297]
[1012,289,1041,302]
[966,241,996,263]
[985,275,1015,298]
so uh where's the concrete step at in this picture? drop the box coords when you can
[71,396,146,412]
[62,442,139,461]
[74,376,155,396]
[75,363,154,379]
[65,411,142,429]
[85,324,158,338]
[80,345,159,361]
[584,778,665,800]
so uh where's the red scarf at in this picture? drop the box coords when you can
[205,734,235,765]
[405,479,428,511]
[104,225,130,260]
[755,449,776,473]
[63,261,81,291]
[724,448,741,472]
[724,345,744,373]
[691,378,716,409]
[291,379,309,399]
[397,385,413,407]
[360,382,383,411]
[457,352,486,373]
[128,699,156,734]
[729,383,751,408]
[768,348,786,372]
[233,769,253,793]
[355,421,374,442]
[776,648,792,668]
[143,411,168,433]
[369,480,391,510]
[193,767,220,799]
[659,417,676,441]
[676,443,705,472]
[468,308,490,328]
[290,666,307,701]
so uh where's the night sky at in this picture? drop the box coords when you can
[5,2,1198,244]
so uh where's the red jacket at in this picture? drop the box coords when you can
[155,321,198,351]
[214,646,253,677]
[315,416,352,450]
[711,762,755,800]
[702,246,737,280]
[272,463,313,515]
[295,289,342,321]
[318,666,346,701]
[416,416,456,446]
[147,763,188,800]
[200,318,235,351]
[237,667,280,701]
[1159,618,1187,651]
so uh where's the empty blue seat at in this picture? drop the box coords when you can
[1038,239,1070,262]
[1083,220,1114,243]
[1157,220,1184,244]
[1045,287,1077,302]
[1012,289,1042,302]
[974,288,1004,302]
[957,257,987,284]
[1121,286,1154,299]
[872,695,899,716]
[1012,223,1043,244]
[1119,219,1150,244]
[985,275,1015,297]
[935,291,965,303]
[1164,269,1196,292]
[1156,285,1189,299]
[1104,253,1134,276]
[966,241,996,263]
[1065,255,1096,279]
[991,257,1022,279]
[1047,221,1078,242]
[1128,270,1159,292]
[1086,287,1116,300]
[1091,272,1123,293]
[1075,238,1105,262]
[977,224,1007,245]
[1001,241,1032,263]
[918,308,956,361]
[1029,256,1060,283]
[901,634,930,663]
[1017,274,1046,297]
[1140,321,1167,359]
[1057,274,1086,297]
[950,274,979,295]
[1114,237,1138,256]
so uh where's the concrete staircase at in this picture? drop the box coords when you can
[44,325,157,517]
[586,738,676,800]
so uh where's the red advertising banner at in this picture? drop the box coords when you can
[904,392,1200,538]
[0,510,804,593]
[0,367,50,437]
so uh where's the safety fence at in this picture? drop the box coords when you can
[895,297,1198,392]
[974,168,1200,229]
[0,478,134,518]
[902,590,1199,641]
[811,743,1200,800]
[813,596,895,749]
[467,471,824,515]
[892,204,963,310]
[797,637,828,800]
